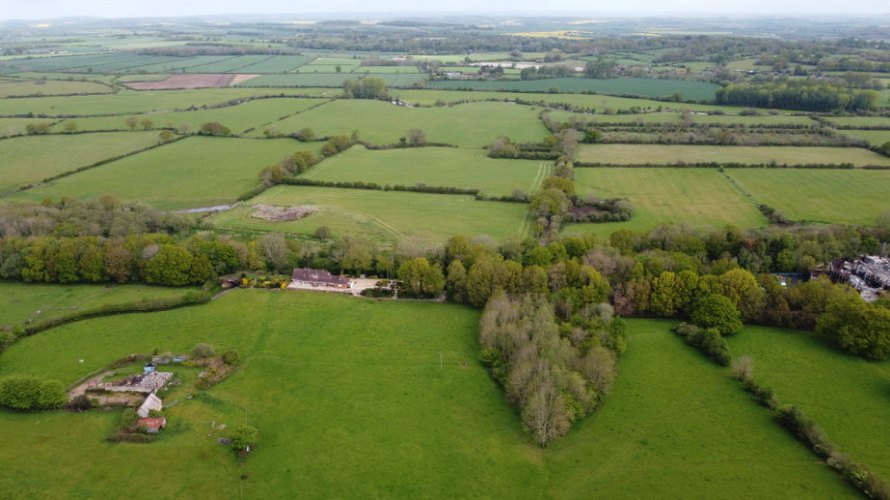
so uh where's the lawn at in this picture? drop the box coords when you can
[428,77,720,101]
[0,295,855,497]
[51,98,330,135]
[725,168,890,225]
[254,99,549,147]
[211,185,532,245]
[303,145,551,197]
[565,167,766,238]
[0,282,199,328]
[0,79,113,97]
[726,326,890,480]
[11,137,313,210]
[576,144,890,166]
[0,131,160,195]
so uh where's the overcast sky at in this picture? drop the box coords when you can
[2,0,887,20]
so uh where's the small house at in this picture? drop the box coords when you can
[137,417,167,434]
[137,393,163,418]
[291,268,353,289]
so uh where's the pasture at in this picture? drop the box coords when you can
[255,99,549,147]
[237,73,427,88]
[303,146,551,197]
[726,326,890,480]
[0,117,56,137]
[211,185,532,245]
[51,98,329,135]
[0,88,329,117]
[0,282,198,328]
[0,131,160,194]
[0,295,856,497]
[824,116,890,128]
[545,110,813,126]
[0,79,113,97]
[725,169,890,225]
[567,167,766,237]
[10,137,311,210]
[840,129,890,146]
[427,77,720,101]
[576,144,890,166]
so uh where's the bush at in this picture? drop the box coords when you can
[673,323,732,366]
[0,376,67,411]
[230,424,258,451]
[192,343,215,358]
[222,350,240,365]
[119,408,139,429]
[67,394,92,412]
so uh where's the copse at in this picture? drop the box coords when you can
[343,77,389,100]
[715,80,878,112]
[0,376,67,411]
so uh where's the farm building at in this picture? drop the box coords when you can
[137,393,163,418]
[137,417,167,434]
[291,268,353,289]
[828,255,890,302]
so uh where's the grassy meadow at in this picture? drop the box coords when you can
[212,185,532,245]
[0,282,199,328]
[0,131,160,194]
[577,144,890,166]
[0,293,857,498]
[428,77,720,101]
[11,137,312,210]
[0,79,113,97]
[303,146,552,196]
[254,99,549,147]
[566,167,766,238]
[840,129,890,146]
[51,97,329,135]
[727,326,890,480]
[725,168,890,225]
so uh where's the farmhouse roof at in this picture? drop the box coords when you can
[291,268,351,286]
[137,393,163,418]
[137,417,167,432]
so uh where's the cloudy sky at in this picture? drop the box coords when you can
[2,0,886,20]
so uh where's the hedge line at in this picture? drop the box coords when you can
[21,290,212,337]
[279,177,529,203]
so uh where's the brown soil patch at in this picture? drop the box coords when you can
[251,204,317,222]
[125,74,236,90]
[231,74,260,85]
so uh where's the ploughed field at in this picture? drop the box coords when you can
[0,291,858,498]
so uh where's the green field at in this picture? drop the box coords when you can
[840,129,890,146]
[577,144,890,166]
[546,109,811,126]
[428,77,720,101]
[0,282,199,328]
[303,146,551,196]
[237,73,427,88]
[727,326,890,480]
[0,117,58,137]
[255,99,549,147]
[566,167,766,237]
[10,137,311,210]
[725,169,890,225]
[0,131,160,194]
[51,98,329,135]
[0,293,855,498]
[824,116,890,128]
[212,185,532,245]
[0,79,113,97]
[0,88,331,117]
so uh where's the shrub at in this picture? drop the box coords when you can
[230,424,258,451]
[119,408,139,429]
[731,355,754,381]
[222,350,240,365]
[67,394,92,412]
[673,323,732,366]
[0,376,67,411]
[192,343,215,358]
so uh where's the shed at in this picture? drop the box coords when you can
[137,417,167,434]
[137,393,163,418]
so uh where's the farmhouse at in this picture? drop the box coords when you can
[137,417,167,434]
[291,268,353,289]
[137,393,163,418]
